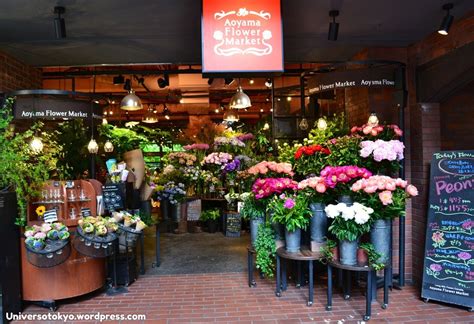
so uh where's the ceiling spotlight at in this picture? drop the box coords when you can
[208,78,214,85]
[120,89,143,111]
[223,110,239,122]
[260,108,264,113]
[113,75,125,85]
[111,100,115,104]
[104,140,114,153]
[142,106,158,124]
[53,6,66,39]
[158,74,169,88]
[438,3,454,35]
[29,137,44,154]
[265,78,272,88]
[215,108,220,113]
[299,118,309,131]
[367,112,379,126]
[103,111,107,116]
[87,139,99,154]
[249,78,255,85]
[93,100,99,104]
[287,96,292,102]
[229,86,252,109]
[224,77,235,86]
[317,117,328,130]
[109,110,113,115]
[328,10,340,41]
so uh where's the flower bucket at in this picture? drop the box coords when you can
[339,239,358,266]
[160,199,170,220]
[207,219,218,233]
[170,202,181,223]
[271,221,285,249]
[285,228,301,253]
[123,149,145,190]
[370,219,391,264]
[309,202,327,243]
[250,216,265,248]
[337,195,353,207]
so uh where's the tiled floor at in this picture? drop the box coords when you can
[19,272,474,323]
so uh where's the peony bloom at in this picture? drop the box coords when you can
[379,190,393,205]
[283,198,296,209]
[406,184,418,197]
[316,183,327,193]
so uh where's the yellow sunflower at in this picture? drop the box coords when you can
[36,205,46,217]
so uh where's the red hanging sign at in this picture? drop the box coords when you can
[202,0,284,73]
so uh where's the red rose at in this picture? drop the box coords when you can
[322,148,331,155]
[314,145,322,151]
[294,148,303,159]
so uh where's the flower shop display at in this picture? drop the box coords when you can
[202,152,234,172]
[320,165,372,201]
[74,216,118,258]
[167,152,198,167]
[24,222,71,267]
[325,202,374,265]
[269,192,312,252]
[325,135,363,167]
[359,139,405,174]
[293,144,331,176]
[351,123,403,140]
[183,143,209,164]
[200,208,221,233]
[154,181,186,205]
[247,161,294,178]
[252,177,299,201]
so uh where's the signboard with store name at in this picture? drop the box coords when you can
[13,97,100,120]
[307,67,397,94]
[202,0,283,72]
[421,150,474,310]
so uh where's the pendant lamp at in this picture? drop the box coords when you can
[142,106,158,124]
[223,109,239,122]
[229,86,251,109]
[120,89,143,111]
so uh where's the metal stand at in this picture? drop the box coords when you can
[106,239,128,295]
[152,223,161,268]
[247,246,256,287]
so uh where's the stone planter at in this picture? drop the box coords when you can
[285,228,301,253]
[339,239,358,266]
[370,219,391,264]
[250,216,265,248]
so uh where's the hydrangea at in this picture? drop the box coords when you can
[203,152,233,165]
[360,140,404,162]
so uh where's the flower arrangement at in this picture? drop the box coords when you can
[200,208,220,221]
[78,216,119,236]
[298,176,331,203]
[351,123,402,140]
[269,192,312,231]
[112,211,149,230]
[183,166,201,183]
[277,142,300,164]
[325,202,374,241]
[351,175,418,220]
[236,133,255,142]
[202,152,233,167]
[154,181,186,204]
[247,161,294,178]
[293,144,331,175]
[183,143,210,151]
[223,157,241,174]
[252,177,298,200]
[24,222,70,250]
[325,135,363,167]
[167,152,197,167]
[214,136,246,147]
[359,139,404,174]
[320,165,372,195]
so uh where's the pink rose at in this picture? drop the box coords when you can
[364,186,378,194]
[371,129,378,136]
[406,184,418,197]
[386,181,397,191]
[352,181,363,192]
[379,190,393,205]
[396,178,407,188]
[316,183,327,193]
[363,126,372,134]
[377,180,386,190]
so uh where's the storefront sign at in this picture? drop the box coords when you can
[422,150,474,309]
[202,0,283,72]
[13,97,98,120]
[307,68,397,94]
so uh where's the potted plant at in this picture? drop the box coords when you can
[200,209,220,233]
[351,175,418,263]
[320,239,338,263]
[254,223,276,278]
[240,193,266,247]
[269,192,311,253]
[325,202,374,265]
[359,242,386,270]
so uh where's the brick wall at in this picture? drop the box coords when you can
[0,51,42,92]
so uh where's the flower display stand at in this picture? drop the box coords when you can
[25,239,70,268]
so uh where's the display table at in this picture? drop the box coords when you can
[275,246,321,306]
[326,260,390,321]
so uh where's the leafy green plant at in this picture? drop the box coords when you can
[98,124,149,158]
[325,135,362,167]
[269,192,311,232]
[320,239,337,263]
[359,242,386,271]
[255,223,276,277]
[309,113,349,145]
[240,193,265,220]
[200,209,220,221]
[0,98,62,226]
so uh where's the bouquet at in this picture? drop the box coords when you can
[200,170,221,194]
[293,144,331,175]
[298,176,331,203]
[325,202,374,241]
[24,222,70,250]
[112,211,147,231]
[247,161,294,178]
[359,139,404,174]
[320,165,372,195]
[154,181,186,204]
[202,152,233,170]
[183,166,201,183]
[351,123,402,140]
[351,175,418,221]
[252,177,298,200]
[183,143,209,162]
[214,136,246,154]
[167,152,197,167]
[236,133,255,142]
[78,216,118,236]
[269,192,311,232]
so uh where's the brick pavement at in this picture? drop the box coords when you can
[18,272,474,323]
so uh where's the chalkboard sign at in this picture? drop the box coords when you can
[225,212,241,237]
[102,183,125,213]
[80,207,92,217]
[422,150,474,310]
[187,199,202,221]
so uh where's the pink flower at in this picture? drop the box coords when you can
[316,183,327,193]
[386,181,397,191]
[377,180,386,190]
[379,190,393,205]
[395,178,407,188]
[352,181,363,192]
[406,185,418,197]
[283,198,296,209]
[363,126,372,134]
[364,186,378,194]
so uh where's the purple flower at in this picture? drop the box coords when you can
[458,252,472,261]
[283,198,295,209]
[430,264,442,272]
[279,193,286,199]
[237,133,254,141]
[462,220,473,230]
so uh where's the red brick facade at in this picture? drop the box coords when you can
[0,52,42,92]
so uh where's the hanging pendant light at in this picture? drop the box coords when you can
[120,89,143,111]
[299,118,309,130]
[104,140,114,153]
[229,86,251,109]
[142,106,158,124]
[30,136,44,153]
[87,139,99,154]
[263,122,270,130]
[223,109,239,122]
[367,113,379,126]
[317,117,328,130]
[102,118,108,125]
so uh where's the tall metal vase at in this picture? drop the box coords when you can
[338,195,353,206]
[160,199,170,220]
[370,219,391,264]
[170,202,181,222]
[339,239,358,266]
[250,216,265,248]
[309,202,327,242]
[285,228,301,253]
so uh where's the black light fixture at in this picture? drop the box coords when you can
[438,3,454,36]
[123,79,131,91]
[113,75,124,85]
[53,6,66,39]
[328,10,339,41]
[207,78,214,85]
[158,74,169,88]
[224,77,234,86]
[264,78,272,88]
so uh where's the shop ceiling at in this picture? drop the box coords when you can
[1,0,474,67]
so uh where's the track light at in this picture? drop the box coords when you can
[328,10,339,41]
[113,75,124,85]
[158,75,169,88]
[249,78,255,85]
[265,78,272,88]
[224,78,235,86]
[438,3,454,36]
[53,6,66,39]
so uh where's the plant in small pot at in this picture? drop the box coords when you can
[200,209,220,233]
[254,223,276,278]
[358,242,385,270]
[269,192,311,253]
[325,202,374,265]
[240,193,266,247]
[320,239,338,263]
[351,175,418,264]
[298,177,331,251]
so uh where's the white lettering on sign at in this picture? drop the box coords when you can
[19,110,88,119]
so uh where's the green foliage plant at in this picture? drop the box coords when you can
[308,113,348,145]
[200,208,220,221]
[255,223,276,277]
[269,192,311,232]
[240,193,265,220]
[359,242,386,271]
[320,239,337,263]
